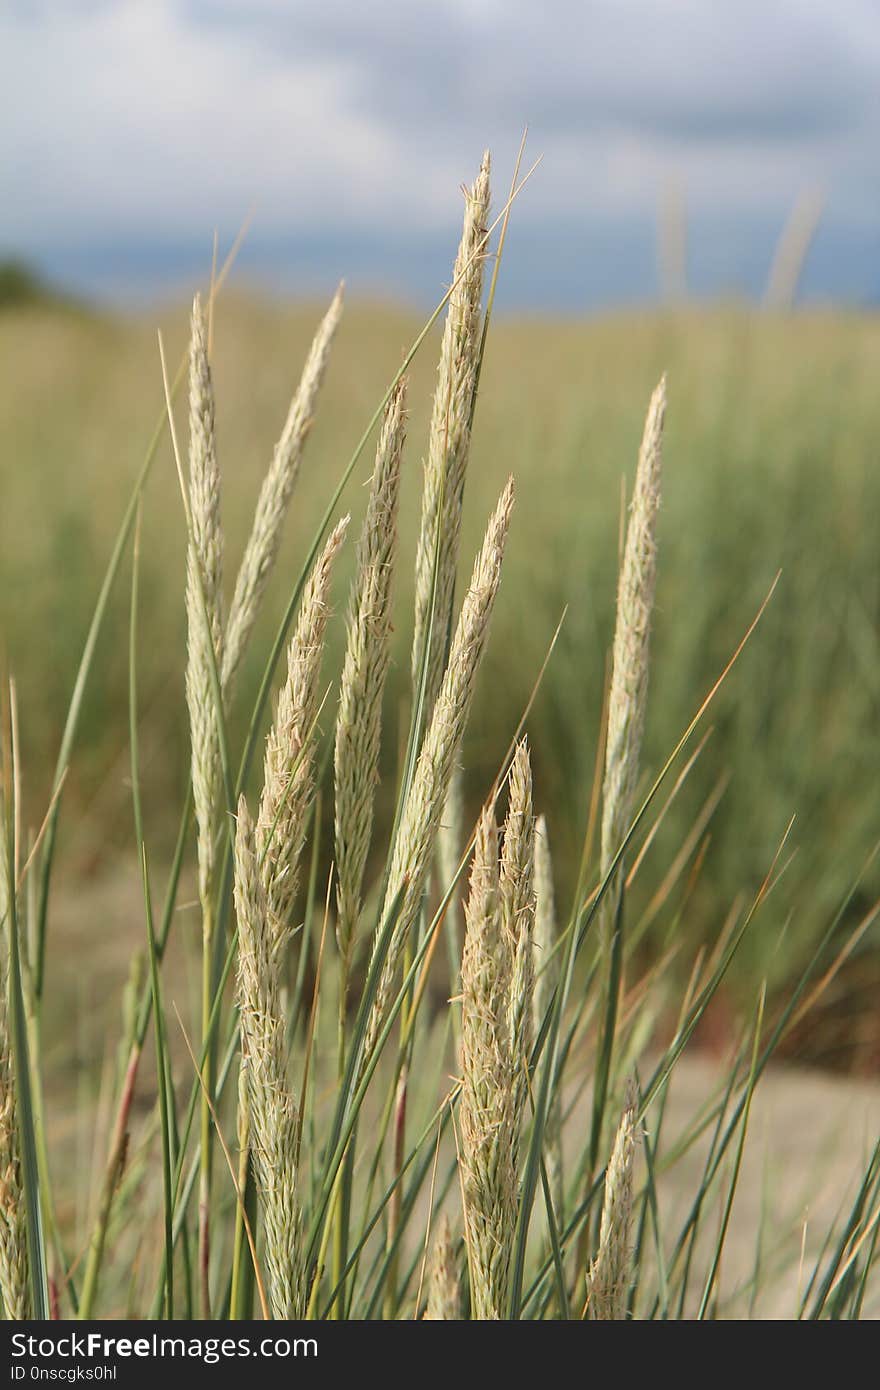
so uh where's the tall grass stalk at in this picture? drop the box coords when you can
[590,376,666,1176]
[234,796,303,1318]
[412,153,491,720]
[363,477,515,1066]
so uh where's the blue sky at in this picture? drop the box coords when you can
[4,1,880,309]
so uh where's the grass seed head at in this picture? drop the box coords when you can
[425,1213,461,1320]
[258,516,349,950]
[363,476,514,1064]
[532,812,563,1213]
[459,802,517,1320]
[223,285,344,691]
[334,381,407,961]
[0,968,28,1320]
[185,293,224,912]
[502,740,536,1135]
[587,1082,639,1320]
[600,375,666,934]
[412,153,491,720]
[234,794,303,1318]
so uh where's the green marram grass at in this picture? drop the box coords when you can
[0,152,879,1322]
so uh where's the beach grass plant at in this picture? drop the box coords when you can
[0,151,878,1323]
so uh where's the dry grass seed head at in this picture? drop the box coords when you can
[363,476,515,1063]
[223,285,344,691]
[587,1081,639,1320]
[0,955,28,1320]
[502,740,536,1134]
[258,515,349,951]
[234,794,303,1318]
[334,380,407,960]
[412,152,491,720]
[184,293,224,911]
[459,803,517,1320]
[600,376,666,941]
[424,1213,461,1320]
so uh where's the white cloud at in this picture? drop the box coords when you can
[3,0,399,245]
[3,0,879,298]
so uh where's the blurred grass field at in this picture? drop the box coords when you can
[2,290,880,1062]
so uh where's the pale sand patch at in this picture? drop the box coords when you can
[654,1054,880,1318]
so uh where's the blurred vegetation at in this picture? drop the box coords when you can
[1,293,879,1060]
[0,257,72,311]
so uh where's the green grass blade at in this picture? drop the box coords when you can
[808,1138,880,1319]
[538,1149,569,1319]
[631,1074,670,1319]
[696,986,765,1319]
[2,792,49,1318]
[128,516,175,1316]
[849,1186,880,1319]
[302,883,407,1273]
[34,361,186,998]
[509,580,780,1319]
[588,885,625,1171]
[349,1098,456,1319]
[142,846,176,1318]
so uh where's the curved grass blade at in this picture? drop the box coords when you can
[808,1137,880,1319]
[173,1006,270,1321]
[142,847,175,1318]
[588,885,625,1172]
[509,580,780,1318]
[2,703,49,1318]
[128,514,175,1316]
[696,986,765,1319]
